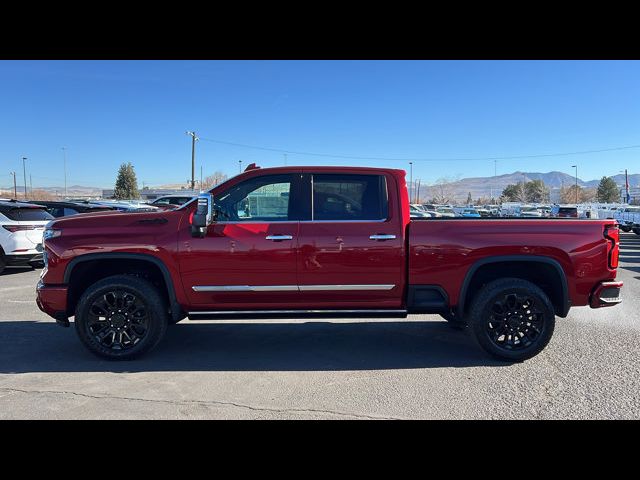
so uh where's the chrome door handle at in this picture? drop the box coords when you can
[369,234,396,241]
[266,235,293,241]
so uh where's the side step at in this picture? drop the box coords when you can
[187,309,408,320]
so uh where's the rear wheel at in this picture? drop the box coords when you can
[633,228,640,235]
[620,225,632,232]
[468,278,555,362]
[0,252,5,275]
[74,275,168,360]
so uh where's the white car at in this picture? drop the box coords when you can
[0,200,53,274]
[436,206,457,218]
[519,206,543,217]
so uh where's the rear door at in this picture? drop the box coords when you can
[296,172,405,309]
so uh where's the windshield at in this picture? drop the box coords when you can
[0,206,54,221]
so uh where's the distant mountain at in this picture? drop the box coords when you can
[411,171,640,203]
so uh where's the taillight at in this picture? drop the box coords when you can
[2,225,41,233]
[604,224,619,269]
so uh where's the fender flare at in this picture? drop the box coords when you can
[456,255,570,318]
[64,252,183,322]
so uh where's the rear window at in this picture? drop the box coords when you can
[0,206,54,221]
[559,208,577,214]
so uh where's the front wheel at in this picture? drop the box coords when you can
[74,275,168,360]
[468,278,555,362]
[620,226,632,232]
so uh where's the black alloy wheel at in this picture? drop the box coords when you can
[75,275,168,359]
[468,278,555,362]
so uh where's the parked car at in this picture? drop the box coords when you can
[520,206,543,218]
[149,195,195,211]
[28,201,116,218]
[89,200,159,213]
[37,165,623,362]
[476,208,491,217]
[0,199,54,274]
[410,204,430,218]
[461,208,481,218]
[436,206,457,218]
[552,206,578,218]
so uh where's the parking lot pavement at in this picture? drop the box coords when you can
[0,233,639,419]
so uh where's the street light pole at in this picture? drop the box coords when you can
[239,160,243,173]
[409,161,413,203]
[22,157,27,200]
[571,165,578,205]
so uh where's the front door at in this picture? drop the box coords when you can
[178,172,302,309]
[296,172,405,309]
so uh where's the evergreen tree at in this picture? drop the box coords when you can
[466,192,472,204]
[114,162,140,199]
[597,176,620,203]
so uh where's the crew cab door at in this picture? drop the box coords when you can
[296,172,405,308]
[178,172,302,308]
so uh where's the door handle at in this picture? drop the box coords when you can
[266,235,293,241]
[369,234,396,241]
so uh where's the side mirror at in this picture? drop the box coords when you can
[191,193,214,238]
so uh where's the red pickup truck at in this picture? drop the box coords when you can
[36,166,623,361]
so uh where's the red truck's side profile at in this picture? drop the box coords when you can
[36,166,623,361]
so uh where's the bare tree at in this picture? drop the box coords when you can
[201,171,228,190]
[428,177,458,204]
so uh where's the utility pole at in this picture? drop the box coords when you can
[416,179,421,204]
[30,174,32,195]
[409,161,413,204]
[284,153,287,166]
[571,165,578,205]
[493,159,497,202]
[10,172,17,199]
[22,157,27,200]
[186,131,198,190]
[625,168,629,203]
[62,147,68,198]
[200,165,203,192]
[239,160,243,173]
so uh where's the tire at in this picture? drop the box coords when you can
[633,228,640,236]
[468,278,555,362]
[620,226,631,232]
[0,254,5,275]
[74,275,168,360]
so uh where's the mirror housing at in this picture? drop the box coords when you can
[191,193,214,238]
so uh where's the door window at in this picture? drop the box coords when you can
[214,174,294,222]
[312,174,388,221]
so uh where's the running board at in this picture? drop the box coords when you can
[187,309,408,320]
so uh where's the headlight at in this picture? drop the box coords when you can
[43,229,61,241]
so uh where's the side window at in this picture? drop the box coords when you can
[312,174,388,221]
[154,198,170,205]
[63,208,79,216]
[214,174,294,222]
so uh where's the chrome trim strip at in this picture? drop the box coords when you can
[265,234,293,241]
[369,234,396,240]
[192,284,396,292]
[192,285,298,292]
[188,309,407,315]
[298,284,395,291]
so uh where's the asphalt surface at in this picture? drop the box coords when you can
[1,233,639,419]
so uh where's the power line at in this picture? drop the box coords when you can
[198,136,640,162]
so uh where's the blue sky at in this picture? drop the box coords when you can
[1,60,639,189]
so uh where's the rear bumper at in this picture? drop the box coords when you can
[5,253,43,267]
[36,280,69,324]
[589,281,623,308]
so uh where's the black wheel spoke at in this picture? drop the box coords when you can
[87,288,149,351]
[485,290,546,352]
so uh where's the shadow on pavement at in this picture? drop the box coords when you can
[0,320,508,373]
[0,267,37,276]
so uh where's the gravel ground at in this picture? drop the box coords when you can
[0,232,638,419]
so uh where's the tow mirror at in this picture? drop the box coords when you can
[191,193,214,238]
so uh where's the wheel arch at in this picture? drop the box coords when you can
[64,253,184,323]
[456,255,570,319]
